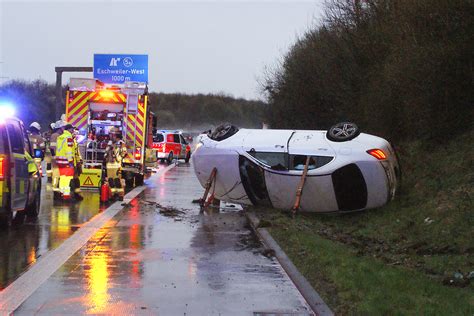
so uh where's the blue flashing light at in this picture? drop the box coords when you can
[0,103,15,120]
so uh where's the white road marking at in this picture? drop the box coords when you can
[0,164,176,315]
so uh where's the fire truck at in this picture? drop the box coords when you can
[65,78,156,189]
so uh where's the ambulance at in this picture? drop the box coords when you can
[0,106,41,226]
[64,78,156,189]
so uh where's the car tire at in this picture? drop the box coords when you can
[135,173,144,186]
[26,182,41,218]
[210,123,239,141]
[185,151,191,163]
[326,122,360,142]
[125,178,134,188]
[167,152,174,165]
[0,197,12,227]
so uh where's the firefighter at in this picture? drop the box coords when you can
[51,120,64,187]
[55,124,82,201]
[70,125,83,200]
[44,122,56,180]
[103,140,125,200]
[27,122,46,176]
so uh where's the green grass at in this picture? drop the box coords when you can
[254,129,474,314]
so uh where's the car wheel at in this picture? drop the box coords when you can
[326,122,360,142]
[185,151,191,163]
[210,123,239,141]
[0,198,12,227]
[167,152,174,165]
[135,173,144,186]
[26,183,41,218]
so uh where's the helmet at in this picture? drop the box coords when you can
[30,122,41,131]
[107,140,113,146]
[50,122,56,130]
[60,114,66,121]
[55,120,64,128]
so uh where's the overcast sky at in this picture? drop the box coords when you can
[0,1,324,100]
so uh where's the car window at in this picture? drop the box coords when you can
[153,133,164,142]
[179,134,186,144]
[248,151,288,170]
[166,134,174,143]
[173,134,180,143]
[290,155,333,170]
[6,121,24,154]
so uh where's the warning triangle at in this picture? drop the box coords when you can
[83,176,94,186]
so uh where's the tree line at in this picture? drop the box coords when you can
[262,0,473,142]
[0,80,265,131]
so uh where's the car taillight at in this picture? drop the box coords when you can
[0,156,6,180]
[135,148,141,160]
[367,149,387,160]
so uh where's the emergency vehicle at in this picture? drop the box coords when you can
[153,130,192,164]
[0,108,41,226]
[65,78,156,188]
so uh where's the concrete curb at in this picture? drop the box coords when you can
[246,212,334,316]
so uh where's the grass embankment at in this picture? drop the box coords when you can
[254,130,474,314]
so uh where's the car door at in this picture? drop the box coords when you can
[6,120,28,210]
[179,135,187,158]
[172,134,181,158]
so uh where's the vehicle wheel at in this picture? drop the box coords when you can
[135,173,144,186]
[185,151,191,163]
[26,183,41,218]
[210,123,239,141]
[167,152,174,165]
[326,122,360,142]
[125,178,134,188]
[0,201,12,227]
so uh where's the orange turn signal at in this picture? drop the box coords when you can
[367,149,387,160]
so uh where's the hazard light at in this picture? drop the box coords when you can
[0,156,6,180]
[367,149,387,160]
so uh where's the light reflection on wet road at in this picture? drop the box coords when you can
[13,163,312,315]
[0,179,105,290]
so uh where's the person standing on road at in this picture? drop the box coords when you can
[50,121,64,186]
[56,124,83,201]
[28,122,46,175]
[28,122,46,153]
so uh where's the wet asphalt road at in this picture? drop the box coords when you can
[0,178,106,290]
[3,162,312,315]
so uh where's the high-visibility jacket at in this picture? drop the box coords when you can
[56,130,75,167]
[28,132,45,151]
[73,137,82,166]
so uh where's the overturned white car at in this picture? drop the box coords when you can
[193,123,400,213]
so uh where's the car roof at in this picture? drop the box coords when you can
[157,130,182,134]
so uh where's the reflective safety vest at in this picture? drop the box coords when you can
[56,130,74,166]
[73,137,82,165]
